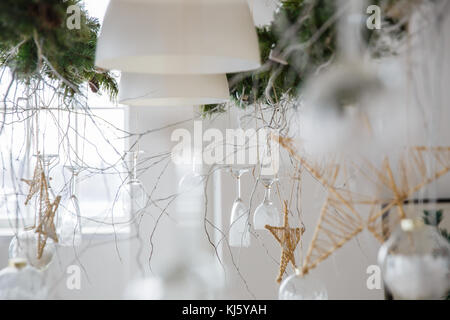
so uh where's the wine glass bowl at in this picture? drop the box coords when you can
[253,176,280,230]
[228,167,252,247]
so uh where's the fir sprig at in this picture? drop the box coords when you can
[0,0,118,100]
[202,0,409,115]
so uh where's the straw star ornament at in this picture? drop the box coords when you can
[265,201,304,283]
[21,156,60,259]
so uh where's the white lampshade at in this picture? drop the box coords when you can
[119,73,230,106]
[96,0,261,74]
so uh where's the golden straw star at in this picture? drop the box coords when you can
[265,200,304,283]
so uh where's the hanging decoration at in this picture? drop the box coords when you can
[20,155,60,261]
[378,218,450,299]
[265,201,304,283]
[0,259,48,299]
[279,269,328,300]
[9,229,56,271]
[276,135,450,276]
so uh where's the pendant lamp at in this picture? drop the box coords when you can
[119,73,229,106]
[95,0,260,74]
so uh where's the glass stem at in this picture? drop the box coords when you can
[70,175,75,196]
[133,153,138,181]
[70,169,79,196]
[236,176,241,200]
[264,186,272,204]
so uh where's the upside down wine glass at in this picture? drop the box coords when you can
[228,167,251,248]
[253,177,280,230]
[58,165,82,247]
[116,150,147,218]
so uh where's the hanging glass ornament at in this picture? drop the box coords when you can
[58,166,82,247]
[9,229,55,270]
[378,218,450,300]
[279,269,328,300]
[0,259,48,300]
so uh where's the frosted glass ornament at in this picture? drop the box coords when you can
[378,219,450,300]
[0,259,48,300]
[9,229,55,270]
[279,271,328,300]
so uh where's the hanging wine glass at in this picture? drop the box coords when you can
[9,228,56,270]
[37,153,59,199]
[57,165,82,247]
[253,176,280,230]
[378,218,450,300]
[116,150,147,218]
[229,166,252,247]
[178,151,206,194]
[279,269,328,300]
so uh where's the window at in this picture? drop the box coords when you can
[0,82,128,234]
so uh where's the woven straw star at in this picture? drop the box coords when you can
[22,157,44,206]
[265,200,304,283]
[22,157,60,259]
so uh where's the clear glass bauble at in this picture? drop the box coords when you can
[9,229,55,270]
[229,200,251,247]
[279,271,328,300]
[378,219,450,300]
[58,195,82,247]
[0,259,48,300]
